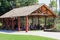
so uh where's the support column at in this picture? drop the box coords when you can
[6,18,8,29]
[38,16,39,25]
[25,16,28,32]
[44,16,47,29]
[18,17,20,31]
[2,18,4,29]
[32,16,33,26]
[5,18,8,29]
[12,18,14,30]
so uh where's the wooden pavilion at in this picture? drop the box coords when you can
[0,4,56,32]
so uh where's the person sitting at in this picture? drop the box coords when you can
[15,25,18,30]
[36,24,42,30]
[2,24,6,30]
[22,25,25,30]
[33,24,37,30]
[29,24,33,30]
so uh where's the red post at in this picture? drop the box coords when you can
[6,18,8,26]
[18,17,20,31]
[12,18,14,30]
[5,18,8,29]
[26,16,28,32]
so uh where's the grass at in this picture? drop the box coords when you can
[0,34,56,40]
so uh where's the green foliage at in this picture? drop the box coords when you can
[0,0,38,15]
[49,0,56,7]
[15,0,38,7]
[0,22,2,27]
[0,0,12,15]
[58,11,60,16]
[56,23,60,30]
[47,18,54,26]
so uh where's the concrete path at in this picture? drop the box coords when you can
[0,30,60,40]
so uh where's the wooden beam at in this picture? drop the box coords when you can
[43,5,56,17]
[25,16,28,32]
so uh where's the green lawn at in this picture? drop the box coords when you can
[0,34,55,40]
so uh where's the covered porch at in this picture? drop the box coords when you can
[0,4,56,32]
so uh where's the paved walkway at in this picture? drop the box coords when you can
[0,30,60,40]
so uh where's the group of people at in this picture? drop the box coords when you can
[14,24,44,30]
[29,24,44,30]
[1,24,45,30]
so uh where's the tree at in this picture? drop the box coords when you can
[0,0,38,15]
[58,0,60,16]
[58,11,60,16]
[49,0,57,12]
[49,0,56,7]
[49,0,57,29]
[49,0,58,15]
[0,0,12,15]
[14,0,38,7]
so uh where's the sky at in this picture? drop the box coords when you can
[38,0,59,10]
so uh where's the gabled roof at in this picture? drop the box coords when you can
[0,4,56,18]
